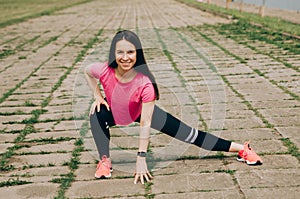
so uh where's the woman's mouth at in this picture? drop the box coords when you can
[121,62,131,67]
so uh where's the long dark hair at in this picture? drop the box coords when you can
[108,30,159,100]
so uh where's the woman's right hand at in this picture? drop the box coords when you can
[89,97,110,115]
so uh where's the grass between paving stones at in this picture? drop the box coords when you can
[0,35,40,59]
[173,28,273,157]
[175,0,300,37]
[0,124,36,171]
[154,28,208,131]
[0,0,96,28]
[185,26,247,64]
[52,139,84,199]
[280,138,300,162]
[153,26,246,184]
[181,25,299,124]
[188,24,300,104]
[213,21,300,70]
[0,178,32,188]
[176,25,300,162]
[151,27,233,197]
[0,26,102,179]
[50,29,104,198]
[0,58,59,105]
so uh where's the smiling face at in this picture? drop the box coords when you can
[115,39,137,74]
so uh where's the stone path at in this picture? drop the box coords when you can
[0,0,299,198]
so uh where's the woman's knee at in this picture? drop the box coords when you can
[91,105,115,127]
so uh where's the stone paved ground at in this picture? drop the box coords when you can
[0,0,299,198]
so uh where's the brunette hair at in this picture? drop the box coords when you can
[108,30,159,100]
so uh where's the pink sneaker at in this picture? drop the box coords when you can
[237,142,263,166]
[95,155,113,179]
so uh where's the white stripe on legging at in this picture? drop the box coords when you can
[185,128,194,142]
[190,128,198,143]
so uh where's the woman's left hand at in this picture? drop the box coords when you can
[134,156,153,184]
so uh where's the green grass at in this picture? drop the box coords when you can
[0,0,96,28]
[215,20,300,56]
[176,0,300,37]
[0,178,32,187]
[0,124,36,171]
[280,138,300,162]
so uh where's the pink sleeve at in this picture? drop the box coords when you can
[141,82,156,102]
[90,62,108,79]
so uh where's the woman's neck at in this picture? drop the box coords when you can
[115,67,137,83]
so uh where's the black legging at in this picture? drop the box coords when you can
[90,104,231,158]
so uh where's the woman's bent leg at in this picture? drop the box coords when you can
[150,105,231,152]
[90,105,115,159]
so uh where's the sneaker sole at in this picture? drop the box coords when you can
[236,157,245,162]
[237,157,262,166]
[246,160,263,166]
[95,172,111,179]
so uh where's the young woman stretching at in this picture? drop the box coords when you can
[84,30,262,184]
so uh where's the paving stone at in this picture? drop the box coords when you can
[17,140,75,154]
[242,187,299,199]
[24,130,80,141]
[276,126,300,147]
[8,93,49,100]
[44,105,73,113]
[0,115,31,124]
[211,128,279,142]
[251,100,300,109]
[205,117,265,130]
[15,87,51,94]
[65,179,145,198]
[109,150,137,165]
[245,139,288,154]
[152,173,235,194]
[11,153,72,169]
[3,166,69,179]
[153,158,226,176]
[0,168,66,183]
[34,122,56,132]
[154,190,240,199]
[150,134,174,147]
[235,169,300,189]
[266,116,300,127]
[0,133,18,143]
[0,183,59,199]
[245,92,292,102]
[0,143,14,153]
[151,142,195,161]
[227,154,299,171]
[79,151,97,164]
[53,120,79,131]
[110,136,139,149]
[260,107,300,118]
[38,112,74,121]
[1,123,25,132]
[0,106,37,114]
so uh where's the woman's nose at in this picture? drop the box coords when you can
[122,53,128,60]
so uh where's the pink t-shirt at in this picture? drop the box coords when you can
[91,62,156,125]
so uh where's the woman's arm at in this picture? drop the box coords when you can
[84,65,109,115]
[134,101,155,184]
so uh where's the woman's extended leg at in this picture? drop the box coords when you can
[90,104,116,159]
[150,105,241,152]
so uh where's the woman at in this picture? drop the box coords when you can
[84,30,262,184]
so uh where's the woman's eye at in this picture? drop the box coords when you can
[127,50,135,54]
